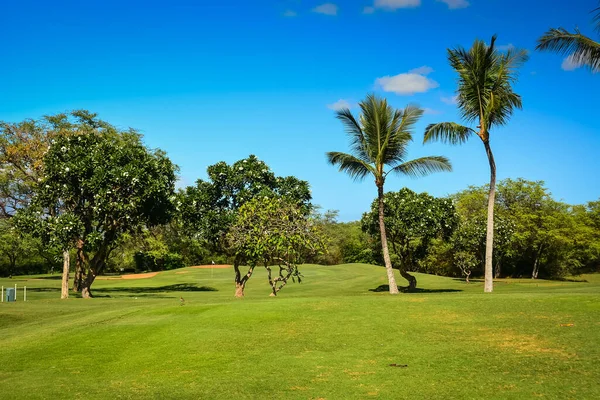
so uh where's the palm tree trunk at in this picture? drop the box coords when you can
[483,140,496,293]
[377,185,399,295]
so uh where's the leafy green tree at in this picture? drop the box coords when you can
[0,219,37,276]
[180,155,311,254]
[0,111,94,296]
[424,36,528,292]
[310,212,376,265]
[536,2,600,72]
[18,125,177,298]
[327,94,451,294]
[361,188,457,289]
[226,197,326,297]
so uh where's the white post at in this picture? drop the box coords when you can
[24,286,26,302]
[1,286,3,302]
[15,284,17,301]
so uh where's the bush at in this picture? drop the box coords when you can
[134,251,185,272]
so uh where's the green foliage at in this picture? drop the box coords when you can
[134,251,185,272]
[16,113,177,294]
[227,197,325,267]
[536,2,600,73]
[361,188,458,272]
[310,210,375,265]
[425,179,600,279]
[0,219,40,276]
[227,196,326,295]
[180,155,312,251]
[327,94,451,188]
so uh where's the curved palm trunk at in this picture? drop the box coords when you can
[377,185,399,295]
[483,140,496,293]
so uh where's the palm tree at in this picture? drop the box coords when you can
[536,2,600,72]
[424,36,528,293]
[327,94,452,294]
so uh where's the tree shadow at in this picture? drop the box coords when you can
[93,283,218,294]
[369,284,462,293]
[26,287,61,292]
[452,278,483,283]
[84,293,175,299]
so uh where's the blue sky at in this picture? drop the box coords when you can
[1,0,599,221]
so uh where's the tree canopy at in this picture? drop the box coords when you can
[17,121,177,297]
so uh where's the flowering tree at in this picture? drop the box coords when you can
[179,155,312,251]
[18,126,177,298]
[226,197,326,297]
[361,188,457,290]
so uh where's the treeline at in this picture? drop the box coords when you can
[0,112,598,283]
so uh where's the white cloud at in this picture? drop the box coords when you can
[375,66,439,95]
[441,95,458,105]
[497,43,515,51]
[327,99,353,111]
[561,55,582,71]
[423,108,442,115]
[312,3,338,16]
[409,66,433,75]
[283,9,297,17]
[437,0,469,9]
[363,6,375,14]
[373,0,421,10]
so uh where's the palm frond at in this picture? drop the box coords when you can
[382,104,422,165]
[389,156,452,179]
[335,108,370,161]
[325,152,374,181]
[423,123,475,145]
[448,36,528,130]
[536,28,600,72]
[592,2,600,33]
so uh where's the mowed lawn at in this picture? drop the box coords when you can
[1,264,599,399]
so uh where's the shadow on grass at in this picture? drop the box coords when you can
[86,293,174,299]
[34,276,63,280]
[27,287,61,292]
[94,283,218,294]
[369,284,462,293]
[452,278,483,283]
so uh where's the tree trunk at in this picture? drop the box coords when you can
[61,250,70,299]
[377,185,399,295]
[72,240,84,292]
[399,269,417,291]
[233,261,255,298]
[483,140,496,293]
[80,270,96,299]
[532,244,544,279]
[235,282,245,298]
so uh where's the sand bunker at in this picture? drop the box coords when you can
[120,272,160,279]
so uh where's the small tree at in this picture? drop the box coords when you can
[180,155,312,254]
[21,124,177,298]
[226,197,326,297]
[361,188,457,290]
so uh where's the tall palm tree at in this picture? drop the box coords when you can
[424,36,528,293]
[536,2,600,72]
[327,94,452,294]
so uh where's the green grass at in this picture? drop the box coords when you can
[1,265,599,399]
